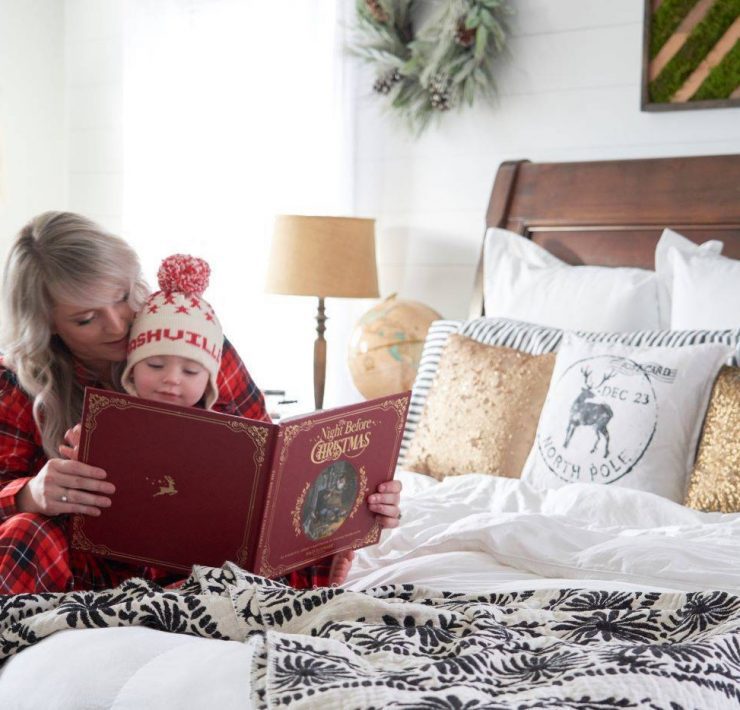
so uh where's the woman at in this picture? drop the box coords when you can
[0,211,401,593]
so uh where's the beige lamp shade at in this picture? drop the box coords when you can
[266,215,379,298]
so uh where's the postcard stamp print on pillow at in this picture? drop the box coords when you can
[522,335,732,502]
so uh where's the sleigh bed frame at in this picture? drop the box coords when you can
[471,153,740,316]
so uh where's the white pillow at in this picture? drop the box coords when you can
[521,334,731,502]
[654,228,723,327]
[484,228,660,332]
[670,250,740,330]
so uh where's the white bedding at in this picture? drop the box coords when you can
[2,469,738,709]
[347,470,740,594]
[0,627,258,710]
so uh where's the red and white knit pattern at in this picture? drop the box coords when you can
[122,254,224,408]
[157,254,211,297]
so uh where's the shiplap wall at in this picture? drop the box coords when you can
[0,0,123,257]
[354,0,740,322]
[0,0,66,261]
[3,0,740,406]
[65,0,124,235]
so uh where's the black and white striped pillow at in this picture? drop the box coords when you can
[400,317,740,463]
[461,318,740,353]
[401,320,461,459]
[460,318,562,354]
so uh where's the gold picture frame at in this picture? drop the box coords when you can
[641,0,740,111]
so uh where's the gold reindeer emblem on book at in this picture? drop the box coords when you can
[153,475,178,497]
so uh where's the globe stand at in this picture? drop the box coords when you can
[313,297,327,410]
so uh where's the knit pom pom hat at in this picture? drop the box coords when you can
[122,254,223,408]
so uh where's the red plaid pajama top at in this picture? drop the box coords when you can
[0,338,330,594]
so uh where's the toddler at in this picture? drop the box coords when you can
[122,253,222,408]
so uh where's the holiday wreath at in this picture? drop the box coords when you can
[350,0,510,132]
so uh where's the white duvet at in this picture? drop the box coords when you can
[2,469,738,709]
[347,470,740,594]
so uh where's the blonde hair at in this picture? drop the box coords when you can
[0,212,149,459]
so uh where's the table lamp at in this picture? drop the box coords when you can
[265,215,379,410]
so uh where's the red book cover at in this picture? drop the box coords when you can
[71,388,409,577]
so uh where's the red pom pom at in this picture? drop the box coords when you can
[157,254,211,297]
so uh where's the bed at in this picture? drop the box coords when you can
[2,153,740,709]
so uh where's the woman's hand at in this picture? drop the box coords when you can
[328,549,355,586]
[368,479,403,529]
[16,449,115,518]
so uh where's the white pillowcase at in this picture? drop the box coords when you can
[484,228,660,332]
[654,228,724,327]
[670,250,740,330]
[521,335,731,502]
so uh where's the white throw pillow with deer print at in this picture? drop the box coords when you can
[521,334,731,502]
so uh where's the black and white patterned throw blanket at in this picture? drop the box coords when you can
[2,563,740,708]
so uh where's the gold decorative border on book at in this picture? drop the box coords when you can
[291,481,311,537]
[258,559,278,578]
[257,396,408,576]
[359,520,382,547]
[227,419,270,451]
[258,419,315,571]
[348,465,368,521]
[380,395,409,437]
[71,514,113,556]
[84,393,133,436]
[232,422,270,567]
[280,419,315,463]
[70,511,190,572]
[77,393,271,570]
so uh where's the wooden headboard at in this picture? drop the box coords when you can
[472,153,740,316]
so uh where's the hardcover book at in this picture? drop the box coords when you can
[71,388,409,577]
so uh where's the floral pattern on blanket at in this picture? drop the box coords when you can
[2,563,740,708]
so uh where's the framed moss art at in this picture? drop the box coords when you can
[641,0,740,111]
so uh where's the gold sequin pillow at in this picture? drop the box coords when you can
[403,334,555,479]
[684,366,740,512]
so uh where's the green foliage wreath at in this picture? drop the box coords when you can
[350,0,510,132]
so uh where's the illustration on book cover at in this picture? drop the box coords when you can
[291,414,373,541]
[301,461,362,540]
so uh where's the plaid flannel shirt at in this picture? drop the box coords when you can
[0,337,331,591]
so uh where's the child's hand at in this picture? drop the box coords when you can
[328,549,355,587]
[58,424,82,461]
[368,479,403,528]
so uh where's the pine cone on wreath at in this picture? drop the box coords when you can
[429,74,452,111]
[365,0,389,24]
[373,69,402,95]
[455,20,476,48]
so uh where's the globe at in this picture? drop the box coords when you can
[348,294,441,399]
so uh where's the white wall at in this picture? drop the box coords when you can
[65,0,123,234]
[58,0,359,410]
[4,0,739,408]
[0,0,122,257]
[353,0,740,322]
[0,0,66,261]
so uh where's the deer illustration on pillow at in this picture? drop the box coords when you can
[564,367,616,457]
